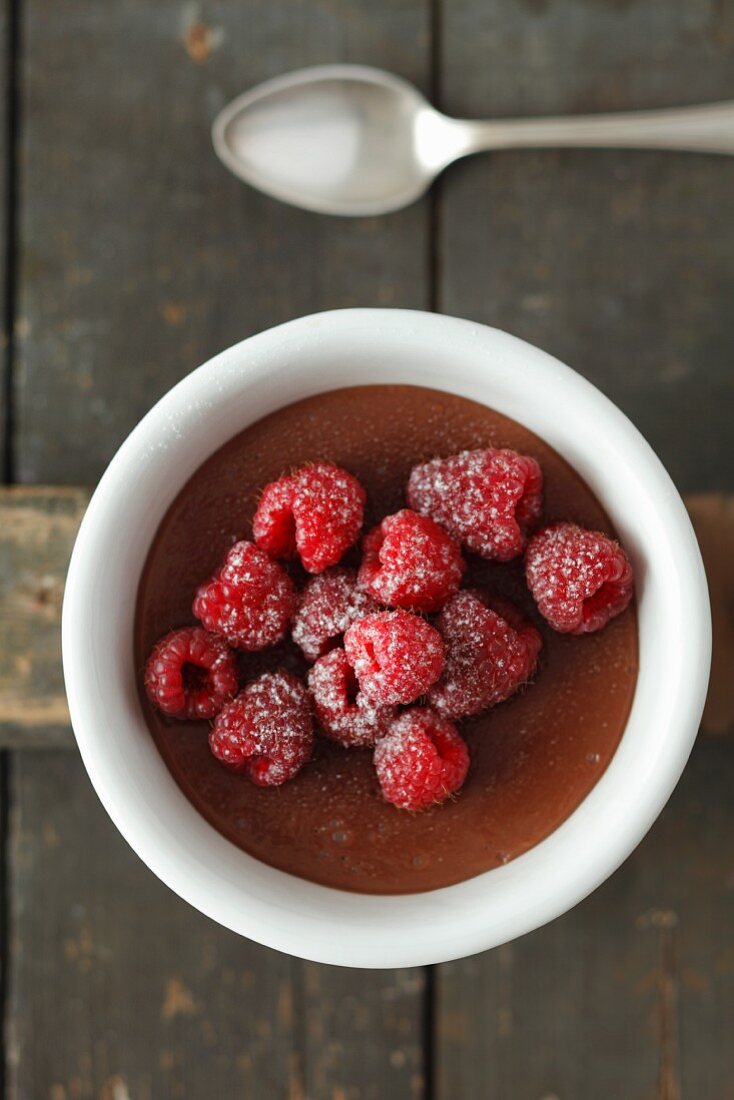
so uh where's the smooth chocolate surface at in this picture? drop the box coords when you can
[135,385,638,894]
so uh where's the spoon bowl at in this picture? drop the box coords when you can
[213,64,734,217]
[213,65,439,216]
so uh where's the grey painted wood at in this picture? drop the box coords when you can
[9,0,733,1096]
[1,0,8,471]
[433,2,734,1094]
[301,963,427,1099]
[437,0,734,494]
[9,2,431,1095]
[0,488,728,751]
[7,749,297,1098]
[14,0,431,485]
[434,737,734,1099]
[7,750,427,1099]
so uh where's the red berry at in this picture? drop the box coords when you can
[193,540,296,651]
[357,509,464,612]
[292,567,378,663]
[308,647,395,748]
[374,708,469,811]
[209,670,313,786]
[525,522,634,634]
[429,590,541,719]
[144,627,238,720]
[344,609,445,706]
[253,463,366,574]
[407,448,543,561]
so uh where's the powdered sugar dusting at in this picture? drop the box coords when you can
[193,540,296,650]
[254,463,365,573]
[209,669,313,786]
[429,590,541,719]
[357,509,464,611]
[373,707,469,811]
[525,522,634,634]
[292,567,378,662]
[308,647,395,747]
[344,608,445,706]
[407,448,543,561]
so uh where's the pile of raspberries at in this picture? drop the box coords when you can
[145,450,634,812]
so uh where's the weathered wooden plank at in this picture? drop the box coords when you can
[2,488,728,748]
[7,750,296,1098]
[301,963,427,1099]
[10,1,431,1092]
[0,487,89,747]
[7,750,427,1098]
[434,2,734,1094]
[437,0,734,494]
[15,0,431,485]
[0,0,9,470]
[434,736,734,1099]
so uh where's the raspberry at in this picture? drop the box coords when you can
[193,540,296,651]
[429,590,541,719]
[407,448,543,561]
[308,648,395,748]
[209,670,313,786]
[253,463,366,574]
[344,609,445,706]
[144,627,238,720]
[357,509,464,612]
[292,567,377,663]
[525,522,634,634]
[374,708,469,811]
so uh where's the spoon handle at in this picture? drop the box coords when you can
[457,100,734,156]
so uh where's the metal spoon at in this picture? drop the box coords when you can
[212,64,734,217]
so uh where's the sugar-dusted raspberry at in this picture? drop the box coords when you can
[429,590,541,719]
[525,521,634,634]
[374,707,469,811]
[407,448,543,561]
[481,595,544,668]
[209,670,313,786]
[357,509,464,612]
[344,609,444,706]
[253,463,366,574]
[193,540,296,651]
[307,647,395,748]
[144,626,238,720]
[292,567,378,663]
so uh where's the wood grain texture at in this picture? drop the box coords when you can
[2,487,729,747]
[687,493,734,735]
[0,0,8,469]
[300,963,426,1099]
[14,0,431,485]
[9,1,431,1092]
[433,3,734,1094]
[434,736,734,1100]
[0,487,89,746]
[7,750,426,1099]
[437,0,734,494]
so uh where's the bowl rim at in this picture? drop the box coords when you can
[62,308,711,968]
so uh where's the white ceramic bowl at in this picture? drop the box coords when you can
[63,309,710,968]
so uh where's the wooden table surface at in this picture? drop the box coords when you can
[1,1,733,1097]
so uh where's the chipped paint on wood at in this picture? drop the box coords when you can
[180,3,223,63]
[161,978,197,1020]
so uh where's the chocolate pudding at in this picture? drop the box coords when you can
[135,385,638,894]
